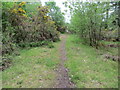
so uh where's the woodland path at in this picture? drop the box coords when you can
[54,34,75,88]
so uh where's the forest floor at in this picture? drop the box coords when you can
[2,34,118,88]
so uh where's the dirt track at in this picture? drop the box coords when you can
[54,35,75,88]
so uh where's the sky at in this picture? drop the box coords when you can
[40,0,71,23]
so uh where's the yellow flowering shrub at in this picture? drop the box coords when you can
[18,8,26,13]
[2,2,59,58]
[19,2,26,6]
[44,16,47,18]
[12,9,17,13]
[11,2,27,18]
[22,14,27,17]
[38,6,49,16]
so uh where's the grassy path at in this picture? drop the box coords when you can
[2,34,118,88]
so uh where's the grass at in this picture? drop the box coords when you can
[65,34,118,88]
[2,34,118,88]
[100,40,120,45]
[2,41,60,88]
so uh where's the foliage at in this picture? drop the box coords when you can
[65,1,118,48]
[2,2,16,55]
[2,2,60,57]
[45,1,66,33]
[25,2,42,17]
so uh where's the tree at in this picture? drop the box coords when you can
[45,1,65,33]
[66,1,118,48]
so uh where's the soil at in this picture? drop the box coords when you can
[107,44,120,48]
[104,54,120,61]
[54,35,75,88]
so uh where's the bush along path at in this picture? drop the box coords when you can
[54,34,75,88]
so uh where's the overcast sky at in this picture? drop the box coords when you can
[40,0,71,23]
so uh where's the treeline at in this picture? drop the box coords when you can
[65,1,119,49]
[2,1,65,69]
